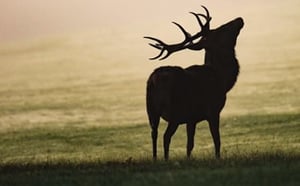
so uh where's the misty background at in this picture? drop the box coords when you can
[1,0,299,43]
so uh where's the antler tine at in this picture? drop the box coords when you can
[144,36,168,60]
[159,51,172,60]
[201,5,211,30]
[144,36,166,47]
[150,48,165,60]
[149,43,162,50]
[197,14,211,21]
[190,12,204,28]
[201,5,210,20]
[172,22,191,39]
[189,5,211,40]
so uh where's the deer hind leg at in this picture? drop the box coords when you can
[208,115,221,159]
[186,122,196,159]
[149,115,160,160]
[163,123,179,160]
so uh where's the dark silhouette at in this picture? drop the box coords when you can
[144,6,244,160]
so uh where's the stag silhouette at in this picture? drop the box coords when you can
[145,6,244,160]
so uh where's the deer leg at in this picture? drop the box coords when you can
[163,123,179,160]
[150,117,160,160]
[151,129,158,160]
[208,115,221,159]
[186,122,196,158]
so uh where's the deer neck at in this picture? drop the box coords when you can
[204,49,239,93]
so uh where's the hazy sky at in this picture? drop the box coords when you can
[0,0,299,42]
[0,0,169,41]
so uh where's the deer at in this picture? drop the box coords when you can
[144,6,244,160]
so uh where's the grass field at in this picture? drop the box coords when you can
[0,113,299,185]
[1,2,300,185]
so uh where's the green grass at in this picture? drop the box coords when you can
[0,114,299,185]
[0,114,299,163]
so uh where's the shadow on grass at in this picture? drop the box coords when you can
[1,150,299,172]
[0,151,299,186]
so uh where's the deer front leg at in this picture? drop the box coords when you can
[163,123,179,160]
[186,122,196,158]
[208,115,221,159]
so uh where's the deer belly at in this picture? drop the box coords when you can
[160,97,211,124]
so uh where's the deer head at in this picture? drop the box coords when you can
[144,6,244,61]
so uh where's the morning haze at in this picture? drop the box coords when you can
[0,1,299,185]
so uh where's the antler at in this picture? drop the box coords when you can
[144,5,211,60]
[144,22,192,60]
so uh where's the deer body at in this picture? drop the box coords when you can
[145,7,243,160]
[147,65,225,124]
